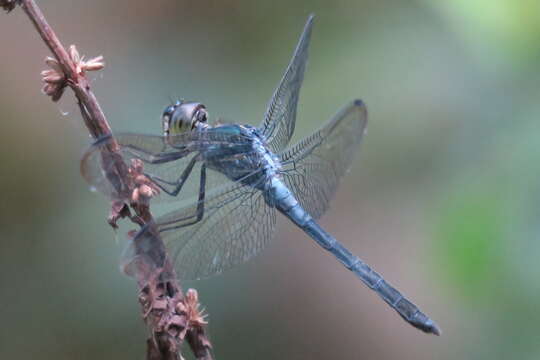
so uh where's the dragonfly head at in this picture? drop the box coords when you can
[162,100,208,136]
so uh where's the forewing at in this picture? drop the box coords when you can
[259,15,314,152]
[279,100,367,219]
[80,131,253,205]
[123,172,276,281]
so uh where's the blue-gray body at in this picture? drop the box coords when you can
[198,124,439,335]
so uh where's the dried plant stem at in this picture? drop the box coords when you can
[21,0,110,139]
[5,1,213,359]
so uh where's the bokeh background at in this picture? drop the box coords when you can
[1,0,540,359]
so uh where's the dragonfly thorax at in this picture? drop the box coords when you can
[162,100,208,136]
[201,124,282,189]
[249,127,282,178]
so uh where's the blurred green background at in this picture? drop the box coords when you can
[2,0,540,359]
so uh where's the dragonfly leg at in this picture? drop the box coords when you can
[129,165,206,277]
[144,156,201,197]
[159,164,207,232]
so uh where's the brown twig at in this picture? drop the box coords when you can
[4,1,213,358]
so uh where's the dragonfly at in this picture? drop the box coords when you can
[81,15,440,335]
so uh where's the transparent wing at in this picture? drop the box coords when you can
[259,14,314,153]
[123,172,276,281]
[279,100,368,219]
[80,130,254,205]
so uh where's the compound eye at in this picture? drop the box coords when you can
[162,116,170,133]
[162,105,177,135]
[195,108,208,123]
[163,105,175,118]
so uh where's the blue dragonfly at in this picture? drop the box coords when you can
[81,15,440,335]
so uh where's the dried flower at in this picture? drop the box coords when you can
[42,82,66,102]
[69,45,105,75]
[107,201,130,229]
[40,46,104,101]
[128,159,160,204]
[41,69,63,83]
[1,0,19,12]
[83,55,105,71]
[183,289,208,327]
[40,56,66,101]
